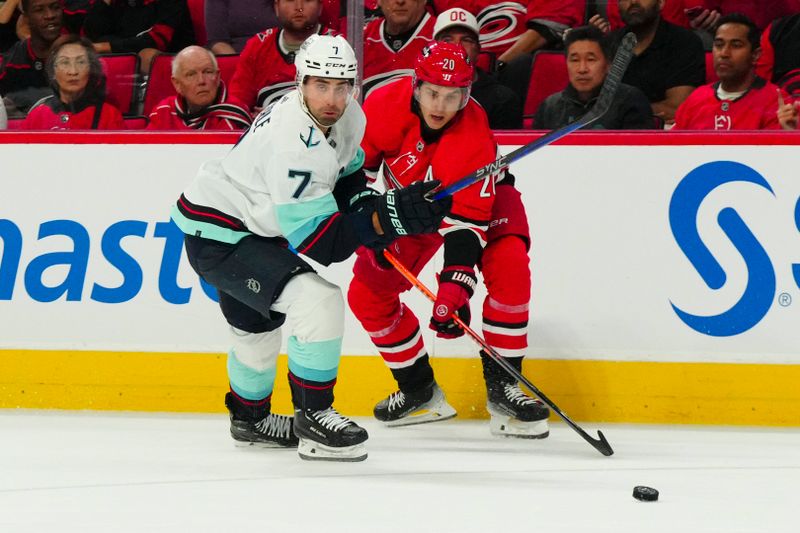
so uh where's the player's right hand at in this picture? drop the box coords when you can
[374,180,452,240]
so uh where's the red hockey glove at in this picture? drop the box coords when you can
[429,266,477,339]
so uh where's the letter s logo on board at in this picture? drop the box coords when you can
[668,161,776,337]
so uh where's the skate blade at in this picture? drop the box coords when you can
[233,440,298,449]
[382,404,458,427]
[297,438,368,462]
[489,415,549,439]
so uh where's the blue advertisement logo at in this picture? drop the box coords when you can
[669,161,776,337]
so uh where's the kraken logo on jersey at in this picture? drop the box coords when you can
[246,278,262,293]
[300,126,320,148]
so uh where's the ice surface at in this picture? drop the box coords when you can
[0,411,797,532]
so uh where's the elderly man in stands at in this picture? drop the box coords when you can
[433,8,522,129]
[0,0,62,117]
[362,0,434,96]
[147,45,250,130]
[674,14,784,130]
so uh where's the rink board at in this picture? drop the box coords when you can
[1,131,799,425]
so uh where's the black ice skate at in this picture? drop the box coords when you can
[225,392,298,448]
[482,353,550,439]
[293,407,368,462]
[373,381,457,427]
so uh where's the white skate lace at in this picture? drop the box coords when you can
[504,383,538,406]
[387,391,406,412]
[255,414,293,439]
[312,408,352,432]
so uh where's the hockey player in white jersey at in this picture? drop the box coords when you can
[171,34,451,462]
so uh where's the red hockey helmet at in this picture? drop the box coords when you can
[413,41,474,89]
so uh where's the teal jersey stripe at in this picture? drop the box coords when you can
[286,336,341,382]
[227,350,277,400]
[341,147,365,177]
[170,204,251,244]
[275,193,339,248]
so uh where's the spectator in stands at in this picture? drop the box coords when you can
[608,0,706,124]
[22,34,125,129]
[496,0,585,64]
[0,0,62,117]
[362,0,434,96]
[147,45,250,130]
[756,12,800,98]
[229,0,327,113]
[674,14,783,130]
[83,0,195,74]
[434,8,522,129]
[432,0,528,58]
[205,0,279,55]
[534,25,653,129]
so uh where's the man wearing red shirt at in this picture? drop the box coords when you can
[362,0,434,97]
[349,42,550,438]
[148,46,250,130]
[675,14,783,130]
[229,0,331,114]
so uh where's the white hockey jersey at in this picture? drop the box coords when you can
[171,90,367,251]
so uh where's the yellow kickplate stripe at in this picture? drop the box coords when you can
[0,349,799,426]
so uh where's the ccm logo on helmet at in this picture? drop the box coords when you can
[325,63,347,68]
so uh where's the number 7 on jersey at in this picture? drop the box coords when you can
[288,170,312,199]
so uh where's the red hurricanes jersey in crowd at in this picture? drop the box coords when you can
[361,78,498,242]
[146,84,251,131]
[229,27,335,111]
[22,97,125,130]
[362,13,435,97]
[433,0,525,55]
[673,78,783,130]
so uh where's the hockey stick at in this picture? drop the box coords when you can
[382,250,614,457]
[432,32,638,201]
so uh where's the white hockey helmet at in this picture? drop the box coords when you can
[295,34,358,88]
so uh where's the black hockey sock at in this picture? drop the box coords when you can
[288,372,335,411]
[390,354,435,394]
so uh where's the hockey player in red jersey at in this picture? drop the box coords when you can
[348,41,550,438]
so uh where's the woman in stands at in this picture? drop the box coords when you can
[22,35,125,130]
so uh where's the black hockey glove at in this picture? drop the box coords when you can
[374,180,452,240]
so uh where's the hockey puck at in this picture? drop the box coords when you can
[632,486,659,502]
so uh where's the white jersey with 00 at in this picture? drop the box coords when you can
[181,90,366,248]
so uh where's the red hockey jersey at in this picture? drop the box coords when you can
[147,83,251,130]
[229,27,336,112]
[361,77,498,243]
[22,96,125,130]
[673,78,784,130]
[433,0,525,55]
[362,13,435,97]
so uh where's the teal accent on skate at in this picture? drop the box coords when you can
[286,336,340,382]
[227,350,276,400]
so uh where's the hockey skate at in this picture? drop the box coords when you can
[373,381,457,427]
[294,407,369,462]
[482,353,550,439]
[225,392,299,448]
